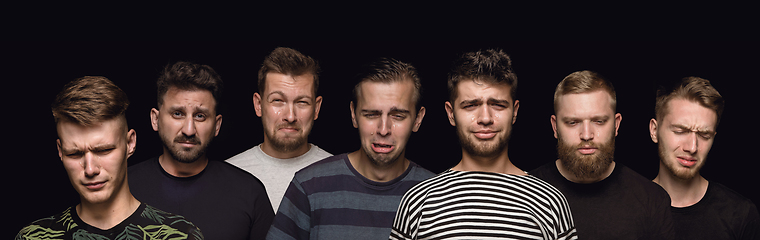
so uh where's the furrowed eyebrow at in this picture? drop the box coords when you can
[487,98,511,106]
[361,109,382,114]
[91,144,117,152]
[460,99,482,106]
[389,107,411,114]
[671,124,715,135]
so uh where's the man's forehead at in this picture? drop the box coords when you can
[356,81,416,109]
[265,73,315,92]
[162,88,216,109]
[455,80,513,102]
[664,98,718,128]
[556,91,614,114]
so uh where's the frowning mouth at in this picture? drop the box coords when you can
[372,143,394,154]
[678,157,697,167]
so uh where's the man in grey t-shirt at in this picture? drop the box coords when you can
[227,47,330,211]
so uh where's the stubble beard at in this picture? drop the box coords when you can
[458,127,510,158]
[161,133,211,164]
[557,133,615,180]
[266,122,310,153]
[658,140,702,180]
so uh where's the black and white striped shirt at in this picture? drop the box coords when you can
[390,170,578,240]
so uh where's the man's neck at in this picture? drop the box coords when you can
[556,159,616,184]
[261,141,311,159]
[347,150,410,182]
[77,191,140,230]
[159,153,209,177]
[453,149,526,176]
[653,167,708,208]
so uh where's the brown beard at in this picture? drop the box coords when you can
[557,134,615,180]
[458,127,510,158]
[161,134,212,163]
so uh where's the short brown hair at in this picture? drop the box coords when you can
[157,61,224,114]
[655,76,724,126]
[447,49,518,102]
[352,57,423,111]
[52,76,129,126]
[258,47,320,95]
[553,70,617,113]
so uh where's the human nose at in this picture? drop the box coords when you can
[580,121,594,141]
[182,117,197,136]
[477,105,493,126]
[683,132,698,153]
[377,116,392,137]
[284,104,297,123]
[83,153,101,178]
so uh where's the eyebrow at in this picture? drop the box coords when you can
[460,98,511,106]
[61,143,117,154]
[168,105,211,114]
[360,107,411,115]
[268,91,313,101]
[670,124,715,134]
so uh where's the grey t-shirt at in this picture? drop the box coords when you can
[226,144,332,211]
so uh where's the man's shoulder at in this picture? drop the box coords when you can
[225,145,260,165]
[292,154,349,180]
[140,204,204,236]
[209,160,266,184]
[307,144,333,159]
[707,181,757,209]
[528,160,561,181]
[16,207,77,238]
[129,157,159,173]
[407,161,437,180]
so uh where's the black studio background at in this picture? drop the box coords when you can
[6,41,758,236]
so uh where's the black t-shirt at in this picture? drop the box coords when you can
[671,181,760,240]
[530,161,675,240]
[129,157,274,240]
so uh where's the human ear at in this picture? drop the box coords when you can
[445,101,456,127]
[253,93,263,117]
[649,118,658,143]
[551,115,558,139]
[150,108,160,132]
[350,101,358,128]
[412,106,426,132]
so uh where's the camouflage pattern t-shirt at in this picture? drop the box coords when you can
[16,203,203,240]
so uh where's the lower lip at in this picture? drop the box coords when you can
[85,182,105,190]
[372,144,394,154]
[474,132,496,139]
[679,158,697,167]
[279,128,299,133]
[179,143,196,148]
[578,148,597,154]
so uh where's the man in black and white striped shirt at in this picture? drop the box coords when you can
[390,49,578,240]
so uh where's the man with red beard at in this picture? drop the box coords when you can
[530,70,675,239]
[226,47,332,212]
[650,77,759,239]
[129,61,274,240]
[266,58,435,240]
[391,49,577,240]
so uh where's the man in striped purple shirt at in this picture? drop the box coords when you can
[266,58,436,240]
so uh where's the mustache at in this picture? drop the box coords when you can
[277,122,301,130]
[577,140,596,148]
[174,135,200,144]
